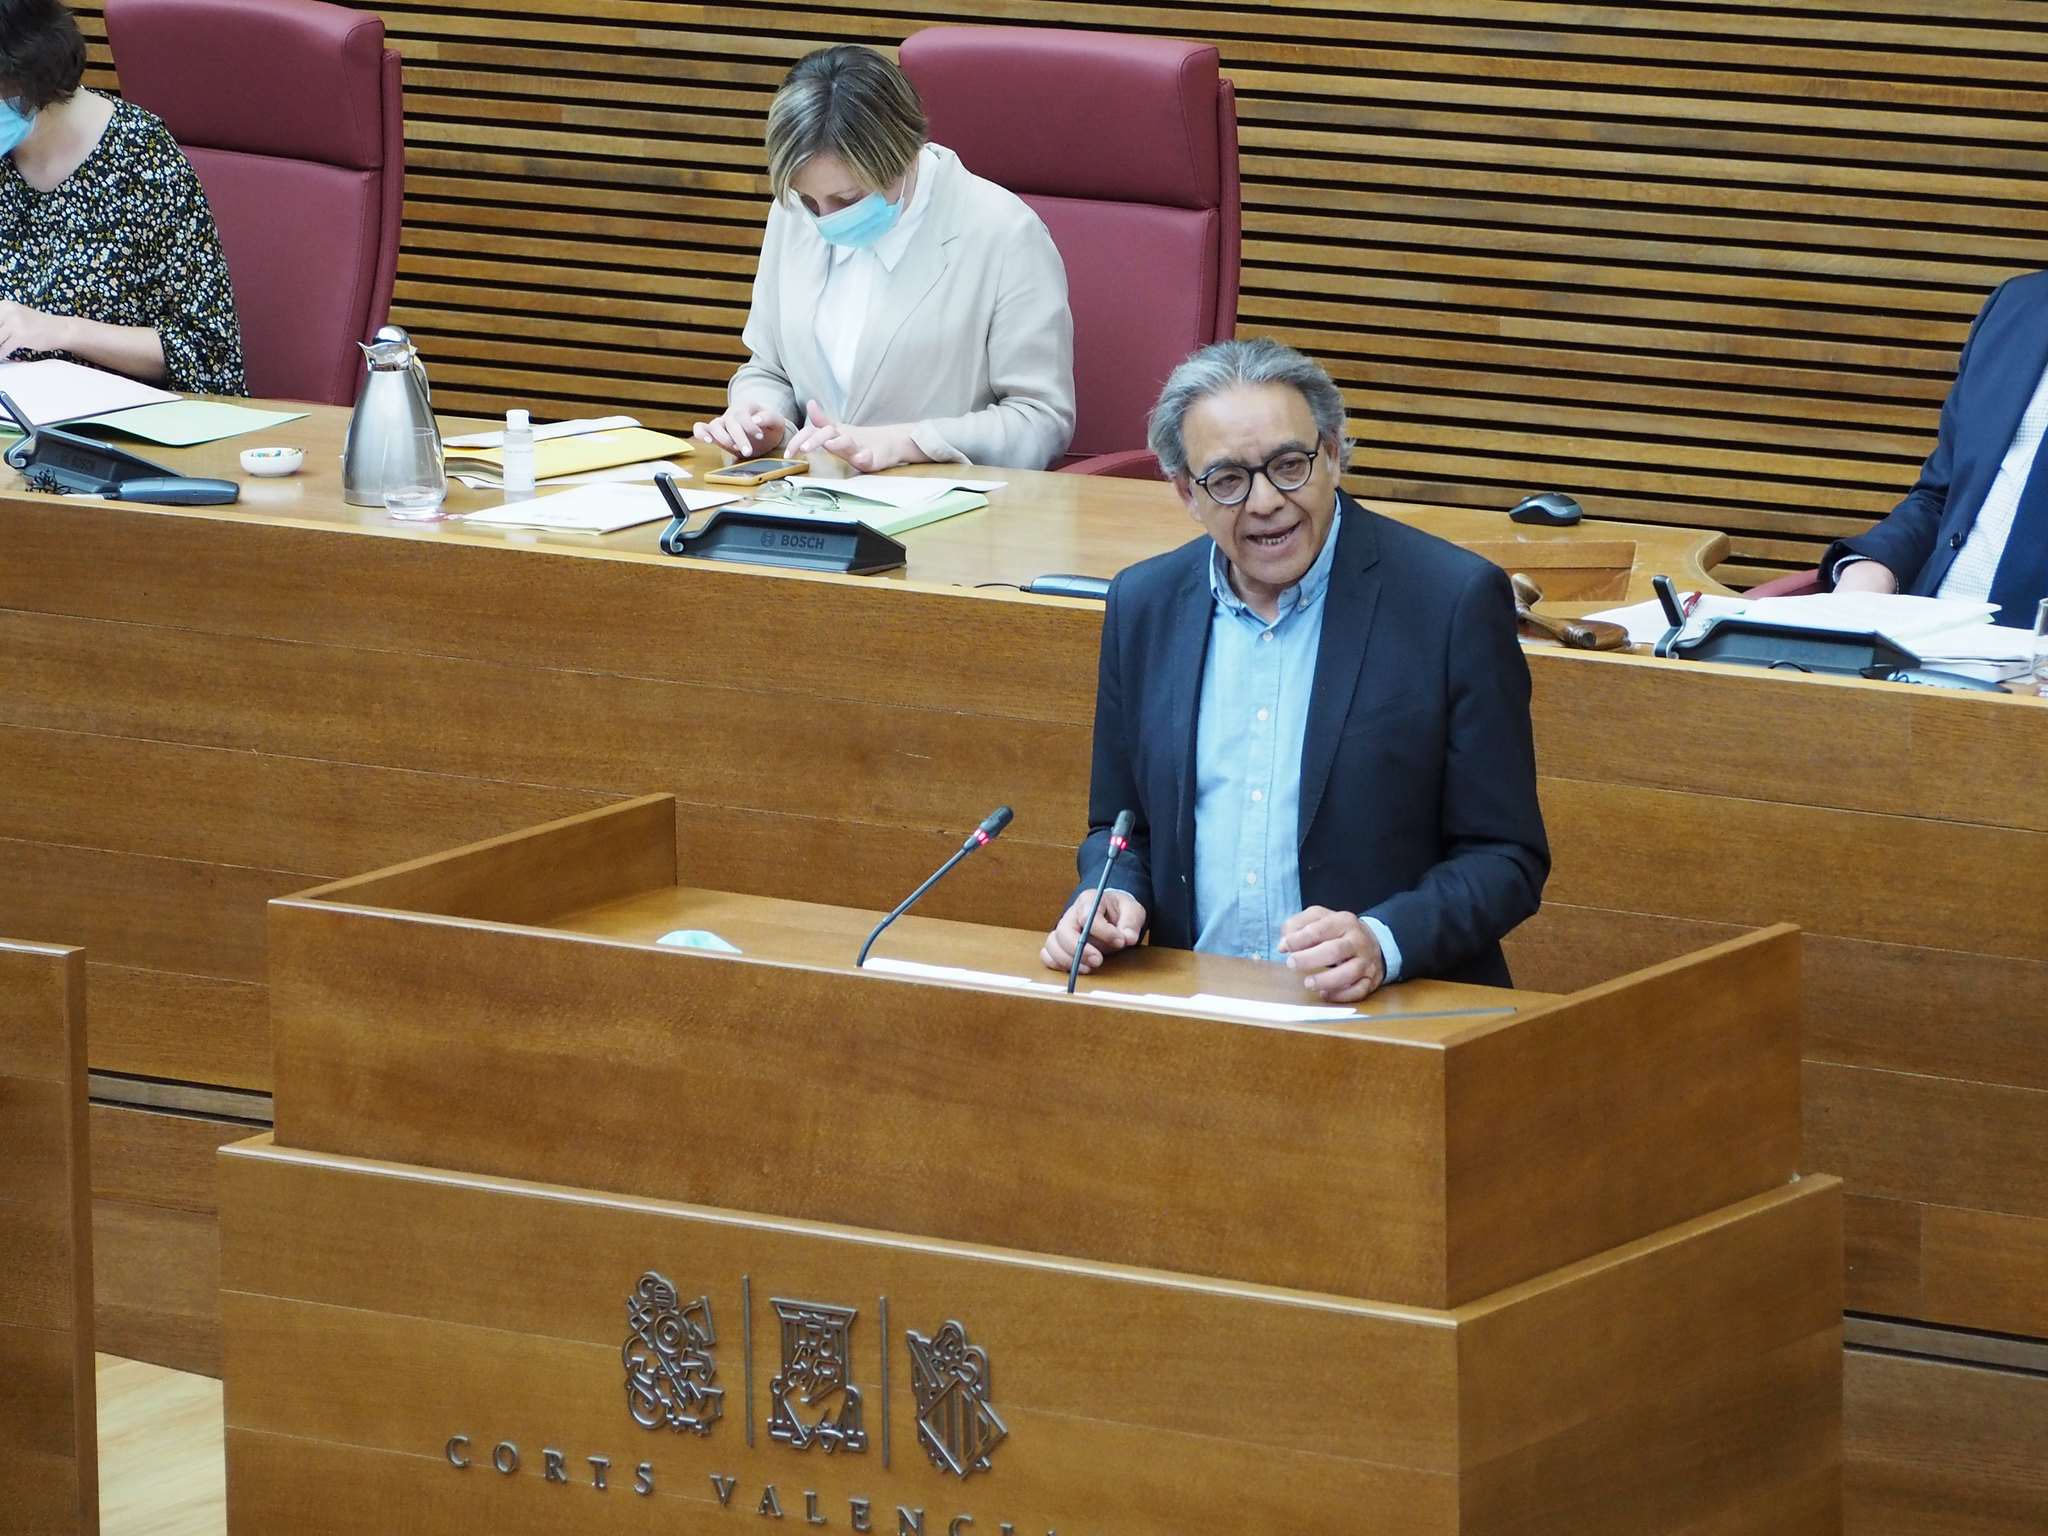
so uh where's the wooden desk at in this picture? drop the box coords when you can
[0,399,2040,1370]
[2,403,1731,603]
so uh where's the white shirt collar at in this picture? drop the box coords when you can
[827,143,939,272]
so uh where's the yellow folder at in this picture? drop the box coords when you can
[444,426,693,483]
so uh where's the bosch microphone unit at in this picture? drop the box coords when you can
[856,808,1014,969]
[0,390,239,504]
[655,471,906,575]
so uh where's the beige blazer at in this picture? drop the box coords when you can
[728,146,1076,470]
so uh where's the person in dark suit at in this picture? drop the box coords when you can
[1822,272,2048,627]
[1040,339,1549,1001]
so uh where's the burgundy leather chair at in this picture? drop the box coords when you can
[899,26,1240,477]
[104,0,404,405]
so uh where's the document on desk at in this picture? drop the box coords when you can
[444,426,694,484]
[442,415,641,449]
[1752,591,1999,640]
[789,474,1006,508]
[1583,594,1747,646]
[784,475,1003,535]
[449,458,692,490]
[458,482,737,534]
[0,357,178,427]
[68,398,310,445]
[1585,589,2032,678]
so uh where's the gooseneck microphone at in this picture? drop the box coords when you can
[857,807,1014,968]
[1066,809,1136,994]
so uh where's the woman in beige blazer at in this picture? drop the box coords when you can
[695,46,1075,472]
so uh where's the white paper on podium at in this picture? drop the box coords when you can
[860,959,1372,1019]
[1091,991,1361,1023]
[858,956,1065,991]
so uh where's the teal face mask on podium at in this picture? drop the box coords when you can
[811,186,903,250]
[0,98,37,158]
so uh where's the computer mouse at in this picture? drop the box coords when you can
[1509,491,1584,526]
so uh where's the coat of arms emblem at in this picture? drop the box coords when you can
[766,1297,867,1453]
[622,1271,724,1434]
[907,1320,1007,1477]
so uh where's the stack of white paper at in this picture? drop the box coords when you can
[0,357,179,427]
[1584,594,1746,646]
[1584,588,2036,681]
[1752,592,1998,640]
[449,458,692,491]
[442,414,641,449]
[458,482,736,534]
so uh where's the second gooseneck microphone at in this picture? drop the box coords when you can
[1066,809,1136,994]
[857,807,1014,968]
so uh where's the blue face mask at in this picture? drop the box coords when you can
[0,98,36,158]
[810,187,904,250]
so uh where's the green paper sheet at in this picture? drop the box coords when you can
[834,488,989,536]
[69,399,310,447]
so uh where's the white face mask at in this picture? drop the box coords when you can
[0,97,37,158]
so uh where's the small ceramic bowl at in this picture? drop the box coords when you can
[239,446,304,477]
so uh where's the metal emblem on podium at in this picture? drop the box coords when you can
[767,1298,867,1453]
[907,1321,1007,1477]
[622,1271,724,1434]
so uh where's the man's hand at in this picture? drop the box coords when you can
[692,401,793,459]
[0,301,74,360]
[1277,907,1386,1003]
[1832,559,1899,595]
[1040,889,1147,976]
[787,400,930,472]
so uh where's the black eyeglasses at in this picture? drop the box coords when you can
[1191,447,1319,507]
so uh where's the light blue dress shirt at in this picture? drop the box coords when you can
[1191,510,1404,980]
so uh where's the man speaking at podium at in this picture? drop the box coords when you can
[1041,339,1549,1002]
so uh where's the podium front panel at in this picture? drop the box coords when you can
[221,1137,1840,1536]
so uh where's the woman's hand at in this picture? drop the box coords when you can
[693,401,793,459]
[0,302,168,384]
[787,400,931,472]
[0,301,76,359]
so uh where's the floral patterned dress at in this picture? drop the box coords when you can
[0,92,245,395]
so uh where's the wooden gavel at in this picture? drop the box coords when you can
[1509,572,1632,651]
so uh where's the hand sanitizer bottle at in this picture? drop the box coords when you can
[503,408,535,501]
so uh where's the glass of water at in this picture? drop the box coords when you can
[2033,597,2048,699]
[381,426,448,520]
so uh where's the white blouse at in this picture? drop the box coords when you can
[812,144,940,402]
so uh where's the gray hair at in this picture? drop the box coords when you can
[1147,338,1350,479]
[766,46,927,202]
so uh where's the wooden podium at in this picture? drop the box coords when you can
[220,796,1841,1534]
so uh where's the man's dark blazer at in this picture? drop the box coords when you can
[1076,493,1550,989]
[1823,272,2048,593]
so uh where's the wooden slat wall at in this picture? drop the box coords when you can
[70,2,2048,586]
